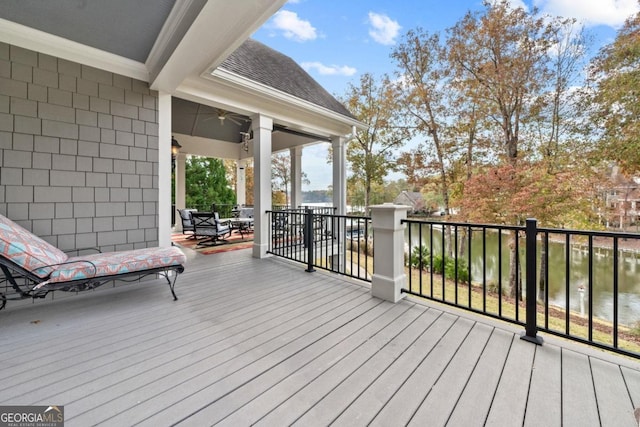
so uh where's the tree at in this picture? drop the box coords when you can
[342,73,408,210]
[448,0,550,166]
[448,1,553,299]
[185,156,236,210]
[244,161,254,206]
[589,9,640,174]
[271,152,309,206]
[396,145,430,191]
[537,19,589,170]
[392,29,458,215]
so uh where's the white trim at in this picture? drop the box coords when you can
[145,0,200,77]
[209,69,364,130]
[0,18,148,81]
[151,0,286,92]
[158,92,173,247]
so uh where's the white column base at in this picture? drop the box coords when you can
[371,273,406,303]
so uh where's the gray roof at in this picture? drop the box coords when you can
[219,39,355,119]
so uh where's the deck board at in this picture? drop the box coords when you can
[73,286,379,424]
[590,357,638,427]
[484,335,536,426]
[331,311,458,425]
[285,307,442,427]
[444,328,514,427]
[182,302,418,426]
[369,316,476,426]
[408,322,495,426]
[562,349,601,427]
[524,341,562,426]
[0,249,639,426]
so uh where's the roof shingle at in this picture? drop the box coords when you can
[219,39,355,119]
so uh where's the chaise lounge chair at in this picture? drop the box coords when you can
[0,213,187,311]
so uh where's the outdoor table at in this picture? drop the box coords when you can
[225,217,254,237]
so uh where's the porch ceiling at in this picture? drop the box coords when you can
[172,98,325,150]
[172,98,251,144]
[0,0,180,63]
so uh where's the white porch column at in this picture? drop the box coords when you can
[290,146,303,209]
[252,114,273,258]
[236,159,247,206]
[158,92,172,247]
[174,153,186,231]
[370,203,409,302]
[332,136,346,215]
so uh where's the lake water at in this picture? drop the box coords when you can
[406,224,640,326]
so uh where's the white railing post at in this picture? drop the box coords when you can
[370,203,409,302]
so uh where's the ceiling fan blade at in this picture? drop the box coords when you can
[228,116,243,126]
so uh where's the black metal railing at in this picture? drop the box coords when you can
[187,203,244,219]
[267,209,372,282]
[403,218,640,358]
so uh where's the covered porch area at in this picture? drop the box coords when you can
[169,37,362,260]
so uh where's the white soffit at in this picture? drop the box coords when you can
[150,0,287,92]
[0,18,149,81]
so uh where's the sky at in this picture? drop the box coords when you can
[251,0,640,191]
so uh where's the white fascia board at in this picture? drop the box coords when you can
[180,71,363,138]
[151,0,286,93]
[213,69,364,129]
[173,133,243,160]
[145,0,199,82]
[0,18,148,81]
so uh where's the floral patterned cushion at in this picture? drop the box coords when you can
[0,214,68,278]
[47,246,187,283]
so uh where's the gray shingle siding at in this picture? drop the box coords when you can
[0,43,159,251]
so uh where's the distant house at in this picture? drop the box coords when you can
[605,180,640,229]
[600,170,640,229]
[394,191,427,214]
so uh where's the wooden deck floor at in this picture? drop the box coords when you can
[1,248,640,426]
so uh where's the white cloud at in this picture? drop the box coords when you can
[367,12,401,45]
[301,61,357,76]
[534,0,639,27]
[271,10,317,42]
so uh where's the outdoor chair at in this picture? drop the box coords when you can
[0,213,186,311]
[191,212,232,247]
[177,208,197,238]
[232,207,254,237]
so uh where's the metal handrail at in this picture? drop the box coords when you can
[267,209,372,283]
[402,218,640,358]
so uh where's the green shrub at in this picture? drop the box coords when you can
[410,246,430,269]
[445,257,469,283]
[428,254,470,284]
[432,255,444,274]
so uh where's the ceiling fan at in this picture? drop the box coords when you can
[207,108,248,126]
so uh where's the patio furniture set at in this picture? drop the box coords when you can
[177,207,254,247]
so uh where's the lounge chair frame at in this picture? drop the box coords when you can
[0,257,184,311]
[0,214,186,311]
